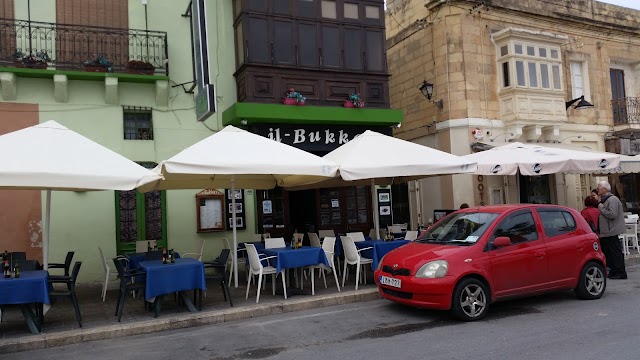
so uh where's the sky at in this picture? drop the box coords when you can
[597,0,640,10]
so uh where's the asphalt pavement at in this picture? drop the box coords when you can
[6,263,640,360]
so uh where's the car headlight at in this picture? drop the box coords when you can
[415,260,448,278]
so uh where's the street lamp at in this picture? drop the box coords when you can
[419,80,444,111]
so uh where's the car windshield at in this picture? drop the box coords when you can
[417,211,499,245]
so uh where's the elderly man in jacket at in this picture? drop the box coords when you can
[597,180,627,279]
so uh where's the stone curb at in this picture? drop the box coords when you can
[0,288,381,354]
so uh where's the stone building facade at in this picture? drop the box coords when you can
[385,0,640,228]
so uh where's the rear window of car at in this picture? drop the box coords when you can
[536,210,577,237]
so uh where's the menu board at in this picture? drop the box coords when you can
[225,189,246,230]
[195,189,225,232]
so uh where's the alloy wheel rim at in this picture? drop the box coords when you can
[460,284,487,318]
[585,266,605,296]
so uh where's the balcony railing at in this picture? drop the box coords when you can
[612,97,640,125]
[0,18,168,75]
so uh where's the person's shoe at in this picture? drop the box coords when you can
[609,274,627,280]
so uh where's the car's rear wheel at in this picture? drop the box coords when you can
[451,278,489,321]
[575,261,606,300]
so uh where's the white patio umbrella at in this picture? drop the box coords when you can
[138,125,339,287]
[285,130,478,238]
[462,142,620,175]
[0,120,162,268]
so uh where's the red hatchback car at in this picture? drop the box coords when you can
[374,204,607,321]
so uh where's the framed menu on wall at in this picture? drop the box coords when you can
[225,189,246,230]
[195,189,225,232]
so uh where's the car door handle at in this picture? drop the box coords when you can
[534,252,545,259]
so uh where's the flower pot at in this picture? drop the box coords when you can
[84,65,109,73]
[283,98,297,105]
[126,68,155,75]
[297,101,305,106]
[343,101,355,108]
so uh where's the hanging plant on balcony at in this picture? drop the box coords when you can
[13,50,50,69]
[126,59,155,75]
[84,54,113,73]
[345,93,365,108]
[284,88,306,105]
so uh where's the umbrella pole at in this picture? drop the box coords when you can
[43,189,51,270]
[372,179,380,240]
[231,177,238,288]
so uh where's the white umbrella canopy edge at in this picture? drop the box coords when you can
[323,130,477,180]
[134,125,340,288]
[0,120,163,269]
[462,142,620,175]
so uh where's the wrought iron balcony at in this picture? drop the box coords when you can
[0,18,168,75]
[612,97,640,125]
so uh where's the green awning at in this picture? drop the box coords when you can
[222,102,403,127]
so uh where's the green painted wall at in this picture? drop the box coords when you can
[0,1,255,283]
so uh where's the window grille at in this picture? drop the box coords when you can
[123,106,153,140]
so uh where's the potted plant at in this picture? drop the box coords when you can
[284,88,306,105]
[84,55,113,73]
[126,59,155,75]
[345,93,365,108]
[13,51,50,69]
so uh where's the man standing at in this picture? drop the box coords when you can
[597,181,627,279]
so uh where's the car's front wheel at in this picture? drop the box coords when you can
[575,261,606,300]
[451,278,489,321]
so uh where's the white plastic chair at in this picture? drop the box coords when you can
[182,239,206,261]
[318,229,335,240]
[623,222,639,255]
[308,232,321,248]
[245,244,286,303]
[346,232,366,242]
[404,230,419,241]
[312,236,341,292]
[98,246,118,302]
[368,228,382,240]
[341,236,373,290]
[265,237,286,249]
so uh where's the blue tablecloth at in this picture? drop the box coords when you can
[261,246,330,273]
[335,235,373,257]
[0,270,50,305]
[127,251,180,270]
[355,240,411,270]
[139,258,206,301]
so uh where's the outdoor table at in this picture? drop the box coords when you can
[261,246,330,295]
[355,239,411,270]
[0,270,49,334]
[335,234,373,257]
[138,258,205,316]
[127,251,181,270]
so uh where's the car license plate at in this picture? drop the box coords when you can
[379,275,401,288]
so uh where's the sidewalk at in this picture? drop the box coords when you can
[0,268,380,353]
[2,254,640,354]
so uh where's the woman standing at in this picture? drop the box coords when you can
[581,195,600,233]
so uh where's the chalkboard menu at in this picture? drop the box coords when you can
[225,189,246,230]
[196,189,225,232]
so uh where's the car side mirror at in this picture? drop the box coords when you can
[493,236,511,248]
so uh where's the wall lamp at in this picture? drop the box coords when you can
[557,135,582,143]
[490,132,513,142]
[419,80,444,111]
[565,95,593,110]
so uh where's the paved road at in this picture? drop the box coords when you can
[13,265,640,360]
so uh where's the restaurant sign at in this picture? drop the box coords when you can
[248,124,392,152]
